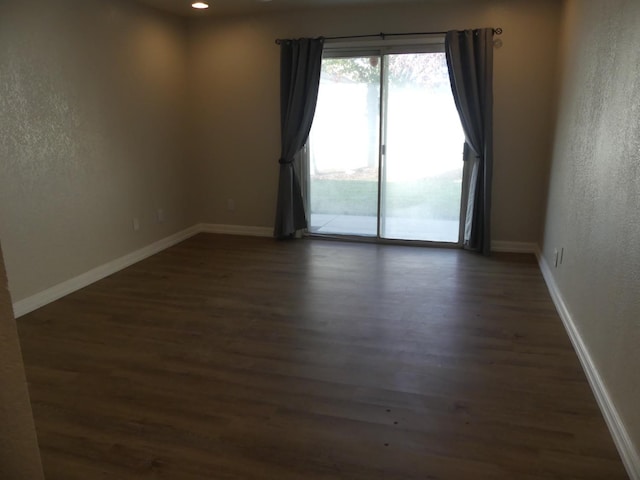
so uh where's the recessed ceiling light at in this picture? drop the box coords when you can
[192,2,209,9]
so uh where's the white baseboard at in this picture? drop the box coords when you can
[199,223,272,237]
[537,250,640,480]
[491,240,538,253]
[12,223,274,318]
[12,225,201,318]
[11,230,534,318]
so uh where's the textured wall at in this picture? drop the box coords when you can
[0,241,44,480]
[543,0,640,454]
[188,0,562,243]
[0,0,192,302]
[0,0,561,302]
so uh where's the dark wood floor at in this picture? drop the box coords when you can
[17,234,627,479]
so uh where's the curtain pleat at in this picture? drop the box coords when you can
[274,38,324,239]
[445,29,494,255]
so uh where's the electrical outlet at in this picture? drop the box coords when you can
[157,208,165,223]
[227,199,235,212]
[133,217,140,231]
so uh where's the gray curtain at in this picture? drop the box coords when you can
[274,38,324,239]
[445,29,494,255]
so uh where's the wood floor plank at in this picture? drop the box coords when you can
[17,234,628,479]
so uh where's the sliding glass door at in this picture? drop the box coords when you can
[307,44,465,243]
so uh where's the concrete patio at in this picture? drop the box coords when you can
[309,213,460,243]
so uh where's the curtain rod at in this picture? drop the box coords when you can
[275,27,502,45]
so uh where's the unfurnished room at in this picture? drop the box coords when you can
[1,0,639,479]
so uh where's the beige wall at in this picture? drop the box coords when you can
[0,0,193,302]
[0,0,562,304]
[0,241,44,480]
[188,0,562,242]
[543,0,640,454]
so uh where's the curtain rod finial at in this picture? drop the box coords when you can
[494,27,503,35]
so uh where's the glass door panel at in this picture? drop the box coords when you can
[380,52,465,242]
[308,56,380,236]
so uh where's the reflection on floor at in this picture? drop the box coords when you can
[310,214,459,242]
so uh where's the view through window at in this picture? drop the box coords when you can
[307,47,465,243]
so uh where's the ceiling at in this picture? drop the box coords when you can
[135,0,434,17]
